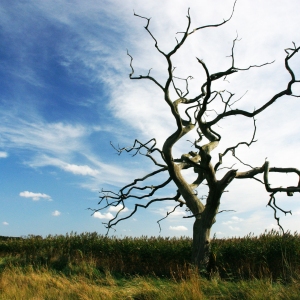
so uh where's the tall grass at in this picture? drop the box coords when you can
[0,233,191,277]
[1,266,300,299]
[1,230,300,299]
[210,230,300,281]
[1,229,300,280]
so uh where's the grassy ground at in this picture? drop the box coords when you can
[1,230,299,280]
[1,231,299,299]
[0,265,300,299]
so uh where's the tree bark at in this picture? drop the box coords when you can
[191,184,224,273]
[192,218,211,272]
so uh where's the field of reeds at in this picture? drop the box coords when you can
[0,230,300,299]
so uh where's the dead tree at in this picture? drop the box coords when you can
[92,1,300,270]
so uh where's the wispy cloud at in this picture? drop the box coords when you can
[222,216,243,226]
[222,215,244,231]
[62,163,99,176]
[2,221,9,226]
[29,155,100,176]
[19,191,52,201]
[0,108,139,188]
[0,117,89,156]
[28,154,137,190]
[228,226,241,231]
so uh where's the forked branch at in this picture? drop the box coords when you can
[215,117,257,171]
[206,43,300,127]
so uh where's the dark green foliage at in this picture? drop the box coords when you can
[0,230,299,280]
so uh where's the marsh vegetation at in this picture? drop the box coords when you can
[0,230,299,299]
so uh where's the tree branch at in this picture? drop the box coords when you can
[111,138,166,167]
[215,117,257,171]
[186,0,237,36]
[127,50,164,90]
[267,192,292,234]
[206,43,300,127]
[157,203,183,232]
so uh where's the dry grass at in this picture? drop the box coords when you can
[0,267,113,300]
[1,266,300,300]
[1,231,300,299]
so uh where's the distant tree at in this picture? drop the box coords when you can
[92,1,300,270]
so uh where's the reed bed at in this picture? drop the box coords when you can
[0,229,300,280]
[1,230,300,299]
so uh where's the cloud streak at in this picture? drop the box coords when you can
[0,117,89,156]
[19,191,52,201]
[0,111,134,188]
[169,226,188,231]
[62,163,99,176]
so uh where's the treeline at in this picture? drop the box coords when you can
[0,230,299,280]
[0,236,21,240]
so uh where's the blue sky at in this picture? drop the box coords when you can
[1,0,300,238]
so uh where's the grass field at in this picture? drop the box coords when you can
[0,230,299,299]
[1,266,299,299]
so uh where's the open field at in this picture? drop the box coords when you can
[0,230,300,299]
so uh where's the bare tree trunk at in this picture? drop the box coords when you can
[192,218,212,273]
[191,188,222,273]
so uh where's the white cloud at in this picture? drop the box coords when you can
[169,225,188,231]
[0,151,8,158]
[28,154,135,189]
[62,163,99,176]
[0,118,88,156]
[28,155,99,177]
[229,226,240,231]
[52,210,61,216]
[2,221,9,226]
[155,206,187,217]
[93,211,114,220]
[222,216,243,225]
[231,216,243,222]
[222,220,233,225]
[19,191,52,201]
[108,205,129,213]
